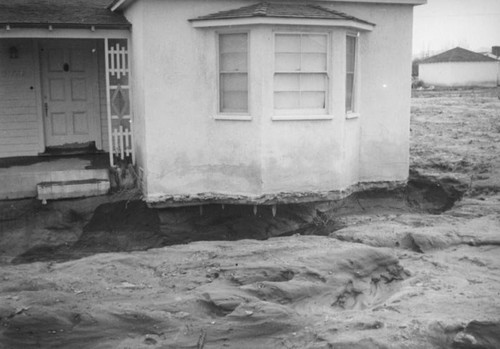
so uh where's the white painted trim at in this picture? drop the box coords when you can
[112,0,426,11]
[104,38,114,166]
[110,0,132,11]
[345,32,360,116]
[272,31,331,117]
[32,40,45,153]
[272,115,333,121]
[214,114,252,121]
[126,37,136,165]
[90,39,103,150]
[216,31,251,116]
[192,18,374,31]
[0,28,130,39]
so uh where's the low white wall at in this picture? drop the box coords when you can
[420,61,499,87]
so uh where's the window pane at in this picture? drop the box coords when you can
[220,52,247,72]
[221,91,248,112]
[274,33,329,111]
[275,34,301,52]
[274,74,300,92]
[346,73,354,111]
[221,73,247,92]
[275,91,300,109]
[300,74,326,91]
[219,33,248,113]
[301,34,327,53]
[301,53,327,71]
[275,53,301,71]
[220,33,247,53]
[301,91,325,108]
[346,36,356,73]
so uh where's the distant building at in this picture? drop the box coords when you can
[419,47,499,87]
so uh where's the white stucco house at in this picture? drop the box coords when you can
[419,47,500,87]
[0,0,425,206]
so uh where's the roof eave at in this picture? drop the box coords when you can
[110,0,136,11]
[111,0,426,11]
[190,17,375,31]
[0,23,131,30]
[420,60,499,64]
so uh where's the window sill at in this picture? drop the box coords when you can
[272,114,333,121]
[345,112,360,119]
[214,114,252,121]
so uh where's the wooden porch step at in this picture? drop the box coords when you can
[37,179,110,204]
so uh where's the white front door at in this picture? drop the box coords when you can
[40,40,100,148]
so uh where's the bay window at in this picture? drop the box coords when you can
[345,33,358,114]
[219,33,248,114]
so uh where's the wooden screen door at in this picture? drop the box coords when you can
[40,40,100,148]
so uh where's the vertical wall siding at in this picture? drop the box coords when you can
[97,40,109,152]
[0,39,41,157]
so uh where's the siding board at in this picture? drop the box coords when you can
[97,40,109,152]
[0,121,39,130]
[0,39,40,157]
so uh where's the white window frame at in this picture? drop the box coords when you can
[345,32,360,119]
[215,31,251,121]
[272,31,332,121]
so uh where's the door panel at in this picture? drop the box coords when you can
[41,40,100,148]
[70,78,87,101]
[49,78,65,101]
[51,112,66,135]
[73,112,89,134]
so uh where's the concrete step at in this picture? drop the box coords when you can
[0,156,110,200]
[37,178,110,204]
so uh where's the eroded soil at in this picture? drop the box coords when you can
[0,88,499,348]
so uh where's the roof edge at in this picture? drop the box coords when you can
[190,17,375,31]
[0,23,131,30]
[110,0,135,11]
[111,0,426,11]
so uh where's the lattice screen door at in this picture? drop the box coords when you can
[105,38,134,166]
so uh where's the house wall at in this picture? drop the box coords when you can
[126,0,414,203]
[345,3,413,184]
[124,1,149,194]
[0,39,42,157]
[420,61,499,87]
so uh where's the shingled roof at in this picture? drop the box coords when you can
[420,47,498,64]
[189,2,374,26]
[0,0,130,29]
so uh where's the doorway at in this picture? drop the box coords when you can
[40,40,101,152]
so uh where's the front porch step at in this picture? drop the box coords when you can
[37,178,110,203]
[0,156,110,200]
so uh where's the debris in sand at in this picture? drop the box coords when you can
[197,329,207,349]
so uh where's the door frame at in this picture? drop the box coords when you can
[38,39,102,151]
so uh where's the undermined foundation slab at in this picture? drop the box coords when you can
[146,180,408,208]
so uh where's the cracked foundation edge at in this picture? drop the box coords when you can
[145,180,407,208]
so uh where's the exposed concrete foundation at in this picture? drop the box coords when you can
[147,180,407,208]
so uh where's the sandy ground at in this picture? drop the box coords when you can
[0,88,500,349]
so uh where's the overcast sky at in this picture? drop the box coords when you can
[413,0,500,57]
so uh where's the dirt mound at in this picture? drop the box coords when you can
[1,237,410,349]
[453,321,500,349]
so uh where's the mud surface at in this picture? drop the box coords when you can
[1,88,500,348]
